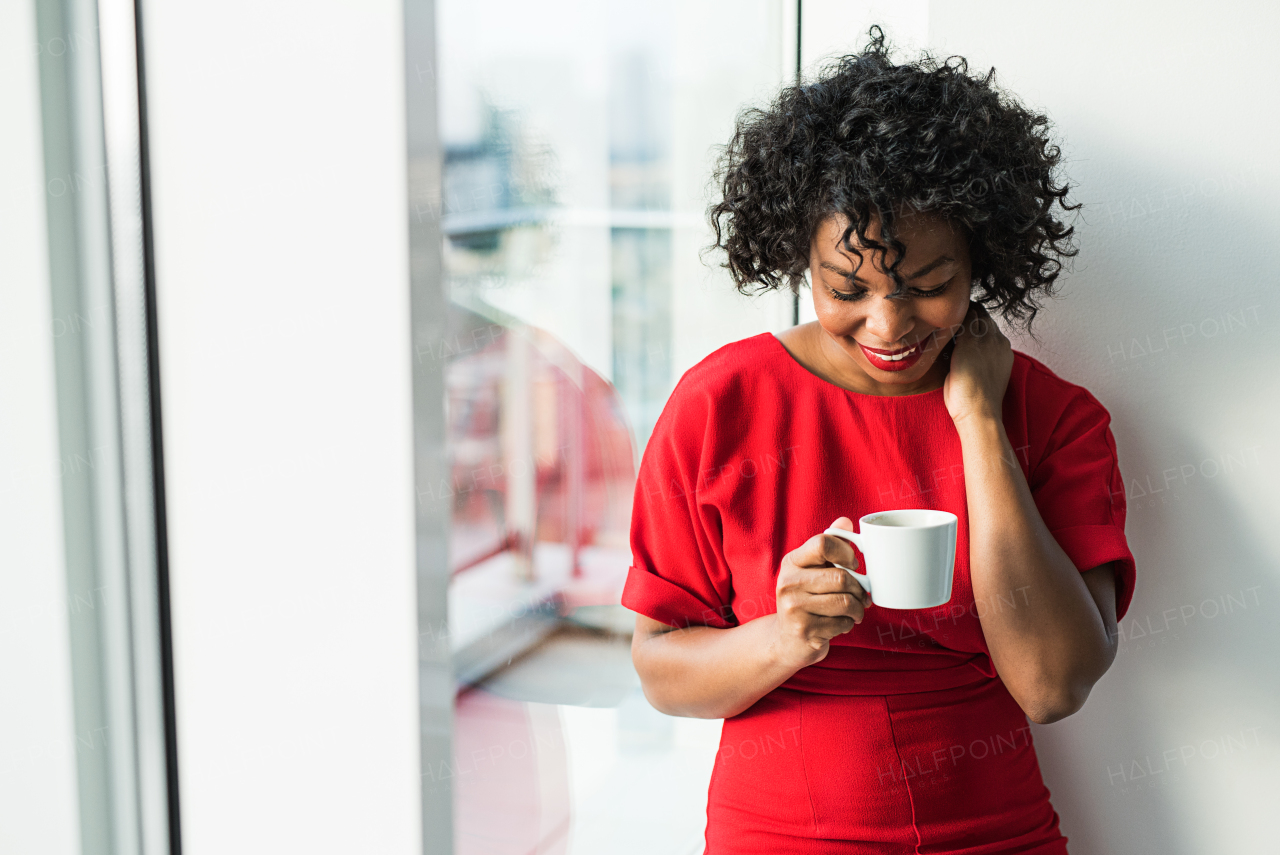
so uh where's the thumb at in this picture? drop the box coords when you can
[828,516,855,532]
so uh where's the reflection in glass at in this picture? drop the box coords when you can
[437,1,787,850]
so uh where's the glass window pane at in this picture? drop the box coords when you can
[437,1,791,851]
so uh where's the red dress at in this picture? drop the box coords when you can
[621,332,1136,854]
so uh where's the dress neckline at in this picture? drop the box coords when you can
[763,330,947,401]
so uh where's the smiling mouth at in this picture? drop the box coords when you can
[855,338,928,373]
[858,342,921,361]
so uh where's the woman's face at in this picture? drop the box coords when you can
[808,211,973,395]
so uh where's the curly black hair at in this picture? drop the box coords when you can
[707,26,1079,329]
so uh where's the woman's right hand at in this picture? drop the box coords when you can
[773,516,871,669]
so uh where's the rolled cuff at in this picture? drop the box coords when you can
[620,566,736,630]
[1051,524,1137,620]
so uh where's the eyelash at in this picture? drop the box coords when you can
[827,280,951,302]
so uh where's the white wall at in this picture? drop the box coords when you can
[930,5,1280,852]
[140,2,423,853]
[0,2,83,852]
[804,2,1280,851]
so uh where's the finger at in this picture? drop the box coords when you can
[818,520,860,571]
[800,591,866,621]
[778,571,870,614]
[944,313,970,344]
[965,302,985,326]
[826,516,856,552]
[800,567,871,608]
[965,302,1009,342]
[792,530,857,572]
[820,517,860,578]
[805,614,857,638]
[796,565,862,596]
[832,558,862,577]
[844,568,875,606]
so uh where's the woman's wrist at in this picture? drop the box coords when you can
[694,615,816,719]
[954,409,1023,487]
[764,612,827,673]
[951,404,1003,435]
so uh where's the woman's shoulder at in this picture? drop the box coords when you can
[1010,351,1109,409]
[1008,350,1116,449]
[646,333,785,452]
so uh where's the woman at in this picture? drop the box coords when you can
[621,27,1136,854]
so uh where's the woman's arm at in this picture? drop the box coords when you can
[945,304,1120,724]
[957,413,1119,722]
[631,613,804,719]
[631,520,869,719]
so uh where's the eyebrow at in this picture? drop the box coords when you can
[821,254,957,284]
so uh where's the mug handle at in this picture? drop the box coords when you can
[823,527,871,595]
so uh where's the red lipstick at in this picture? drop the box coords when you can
[857,340,924,372]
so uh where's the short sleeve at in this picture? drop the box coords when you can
[1029,388,1137,621]
[620,381,737,630]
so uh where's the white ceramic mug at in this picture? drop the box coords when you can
[823,509,958,610]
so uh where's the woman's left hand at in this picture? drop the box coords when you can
[942,302,1014,426]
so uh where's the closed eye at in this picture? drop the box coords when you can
[827,286,865,302]
[911,281,951,297]
[826,280,951,302]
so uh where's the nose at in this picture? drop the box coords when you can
[863,296,915,345]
